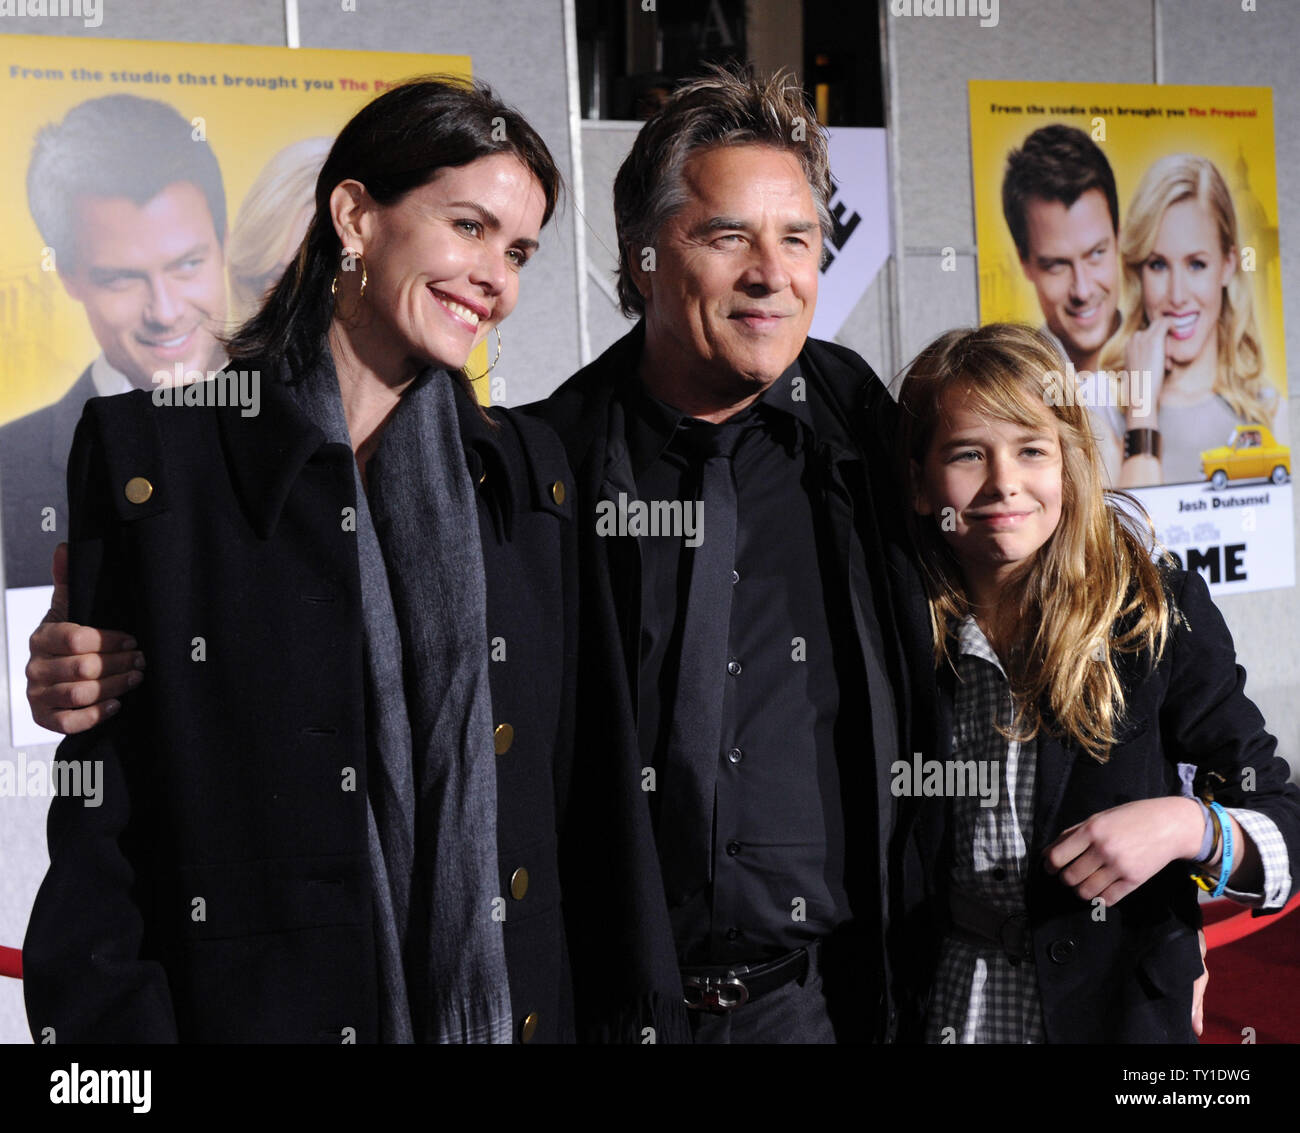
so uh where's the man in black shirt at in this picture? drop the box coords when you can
[22,65,938,1046]
[532,66,936,1044]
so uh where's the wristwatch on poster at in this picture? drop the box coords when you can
[1123,428,1162,460]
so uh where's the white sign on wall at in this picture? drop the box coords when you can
[810,127,892,342]
[1116,483,1294,596]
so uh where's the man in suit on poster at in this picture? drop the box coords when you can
[1,94,228,588]
[1001,123,1122,379]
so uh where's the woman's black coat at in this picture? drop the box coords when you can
[22,370,577,1043]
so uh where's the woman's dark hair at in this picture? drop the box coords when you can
[225,75,562,377]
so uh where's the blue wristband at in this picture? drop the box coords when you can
[1194,800,1215,862]
[1208,801,1232,899]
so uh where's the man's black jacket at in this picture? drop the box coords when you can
[527,322,938,1042]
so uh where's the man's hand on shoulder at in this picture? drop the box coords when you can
[25,543,145,735]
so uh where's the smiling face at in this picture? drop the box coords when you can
[335,152,546,378]
[59,181,227,389]
[1139,196,1235,369]
[1020,188,1119,371]
[914,384,1064,598]
[634,144,821,414]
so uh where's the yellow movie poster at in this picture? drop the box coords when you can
[0,35,469,746]
[970,79,1291,597]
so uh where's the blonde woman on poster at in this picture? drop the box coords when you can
[227,136,332,325]
[1097,153,1284,488]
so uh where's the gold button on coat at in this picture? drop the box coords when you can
[510,867,529,900]
[493,723,514,755]
[550,480,566,505]
[124,477,153,504]
[520,1012,539,1043]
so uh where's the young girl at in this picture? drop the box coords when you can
[897,322,1299,1043]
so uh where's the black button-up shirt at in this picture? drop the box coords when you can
[621,364,873,965]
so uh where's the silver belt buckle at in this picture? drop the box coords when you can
[683,973,750,1013]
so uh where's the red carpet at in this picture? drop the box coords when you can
[1201,895,1300,1044]
[4,903,1295,1040]
[0,945,21,980]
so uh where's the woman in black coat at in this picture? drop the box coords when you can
[22,78,576,1044]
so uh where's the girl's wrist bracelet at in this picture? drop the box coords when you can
[1194,799,1216,862]
[1190,802,1232,898]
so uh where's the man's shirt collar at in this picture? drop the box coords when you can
[90,353,135,399]
[90,351,231,399]
[623,357,812,477]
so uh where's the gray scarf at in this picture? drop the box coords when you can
[287,347,511,1043]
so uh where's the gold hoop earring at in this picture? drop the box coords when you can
[465,326,503,381]
[331,249,367,300]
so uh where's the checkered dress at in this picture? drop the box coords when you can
[925,618,1291,1044]
[926,617,1046,1044]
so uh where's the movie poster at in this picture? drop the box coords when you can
[0,36,471,746]
[969,80,1292,597]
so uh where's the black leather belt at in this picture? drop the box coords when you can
[680,946,813,1013]
[949,889,1033,965]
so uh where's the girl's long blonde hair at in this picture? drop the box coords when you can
[1100,153,1271,424]
[898,323,1172,763]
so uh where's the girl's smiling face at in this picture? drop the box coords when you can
[913,383,1065,596]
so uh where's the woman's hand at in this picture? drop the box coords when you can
[1123,315,1171,429]
[25,543,145,735]
[1042,796,1204,906]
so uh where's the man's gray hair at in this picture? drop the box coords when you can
[612,64,833,319]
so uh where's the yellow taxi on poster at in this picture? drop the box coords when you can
[1201,425,1291,490]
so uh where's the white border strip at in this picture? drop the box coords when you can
[880,0,905,378]
[284,0,300,49]
[562,0,591,366]
[1152,0,1163,85]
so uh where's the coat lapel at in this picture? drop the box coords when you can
[214,370,344,540]
[1032,730,1079,853]
[532,325,693,1041]
[541,327,649,716]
